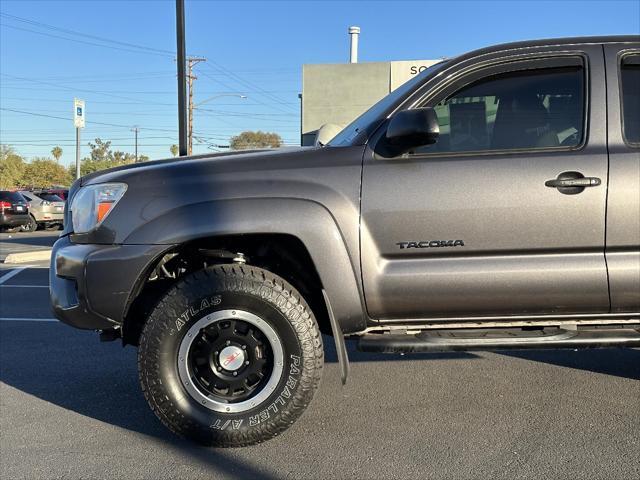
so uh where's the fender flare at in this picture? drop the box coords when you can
[125,197,366,336]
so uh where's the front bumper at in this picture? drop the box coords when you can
[50,236,170,330]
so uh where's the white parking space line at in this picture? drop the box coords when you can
[0,285,49,288]
[0,264,49,270]
[0,268,26,285]
[0,317,58,322]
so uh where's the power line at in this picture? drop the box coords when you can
[203,62,297,112]
[0,13,176,56]
[0,23,174,58]
[0,107,178,132]
[0,73,169,105]
[199,68,295,115]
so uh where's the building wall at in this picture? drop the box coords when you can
[301,59,439,145]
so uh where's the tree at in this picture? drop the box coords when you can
[21,157,71,188]
[88,138,112,162]
[229,131,282,150]
[72,138,142,176]
[0,145,26,189]
[170,144,179,157]
[51,146,63,163]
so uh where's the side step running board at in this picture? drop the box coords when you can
[357,328,640,353]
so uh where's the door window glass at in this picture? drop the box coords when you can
[620,55,640,145]
[416,66,584,154]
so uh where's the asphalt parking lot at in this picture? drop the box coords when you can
[0,230,58,262]
[0,242,639,479]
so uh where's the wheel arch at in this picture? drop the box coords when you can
[122,198,365,347]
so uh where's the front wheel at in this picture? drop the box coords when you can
[20,215,38,232]
[138,264,323,447]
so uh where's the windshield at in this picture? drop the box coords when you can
[328,61,446,146]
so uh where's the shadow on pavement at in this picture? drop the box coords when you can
[2,322,637,479]
[500,348,640,380]
[0,324,474,478]
[0,323,279,479]
[325,337,479,363]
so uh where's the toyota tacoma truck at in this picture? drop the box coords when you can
[50,36,640,447]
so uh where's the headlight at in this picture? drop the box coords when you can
[71,183,127,233]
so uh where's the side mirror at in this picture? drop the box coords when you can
[385,107,439,153]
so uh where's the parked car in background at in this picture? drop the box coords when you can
[42,188,69,201]
[18,190,65,232]
[0,190,30,231]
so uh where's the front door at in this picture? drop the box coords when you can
[361,45,610,320]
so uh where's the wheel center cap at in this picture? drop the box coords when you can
[218,345,245,371]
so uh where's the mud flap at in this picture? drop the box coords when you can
[322,289,350,384]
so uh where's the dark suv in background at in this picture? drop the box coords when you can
[0,191,29,231]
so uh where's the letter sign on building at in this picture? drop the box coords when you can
[390,60,441,91]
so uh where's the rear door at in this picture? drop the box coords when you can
[604,43,640,312]
[361,45,610,320]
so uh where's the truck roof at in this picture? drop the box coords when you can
[459,35,639,62]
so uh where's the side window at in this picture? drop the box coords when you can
[620,54,640,146]
[416,66,585,154]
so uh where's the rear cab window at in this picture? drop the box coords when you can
[0,191,27,203]
[36,193,64,202]
[620,53,640,146]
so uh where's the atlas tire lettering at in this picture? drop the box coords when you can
[174,295,222,332]
[249,354,301,427]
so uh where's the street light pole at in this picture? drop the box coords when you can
[194,93,247,108]
[190,93,246,155]
[176,0,187,157]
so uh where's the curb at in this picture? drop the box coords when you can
[3,249,52,264]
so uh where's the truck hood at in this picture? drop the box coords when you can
[81,147,312,186]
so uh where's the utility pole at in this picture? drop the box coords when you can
[176,0,187,156]
[131,126,140,162]
[187,56,206,155]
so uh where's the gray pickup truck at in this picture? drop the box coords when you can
[50,36,639,447]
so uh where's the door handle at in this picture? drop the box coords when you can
[545,171,601,195]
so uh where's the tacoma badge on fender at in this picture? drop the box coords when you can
[396,240,465,249]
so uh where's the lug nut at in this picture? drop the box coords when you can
[241,345,246,350]
[233,372,238,376]
[226,340,231,346]
[245,361,250,366]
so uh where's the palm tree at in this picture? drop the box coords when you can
[51,146,63,163]
[170,144,179,157]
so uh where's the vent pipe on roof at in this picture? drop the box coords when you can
[349,26,360,63]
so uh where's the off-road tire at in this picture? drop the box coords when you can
[138,264,323,447]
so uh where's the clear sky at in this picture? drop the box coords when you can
[1,0,638,165]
